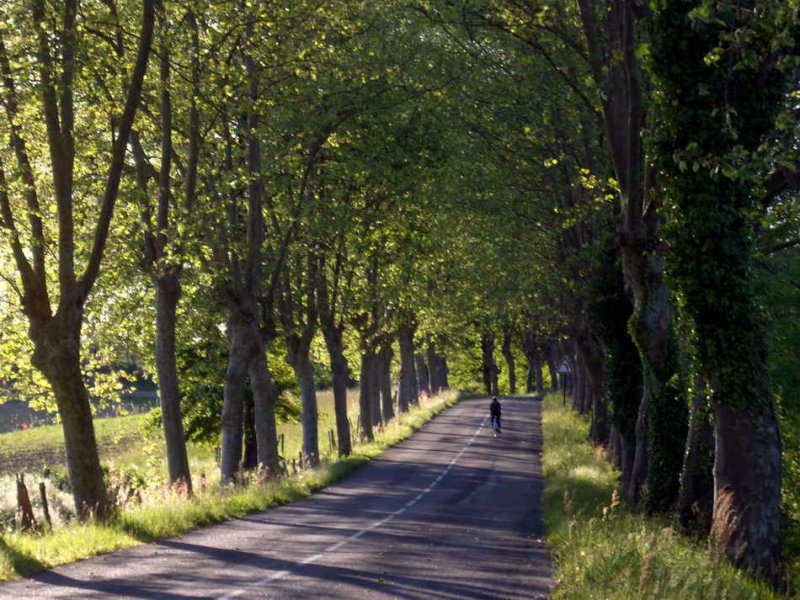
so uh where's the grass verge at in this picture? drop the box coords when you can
[542,393,785,599]
[0,390,460,581]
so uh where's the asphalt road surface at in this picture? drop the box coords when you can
[0,396,552,599]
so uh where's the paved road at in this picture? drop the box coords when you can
[0,396,552,599]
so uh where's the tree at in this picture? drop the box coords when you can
[214,4,289,483]
[280,248,321,468]
[0,0,155,518]
[571,0,688,509]
[649,0,798,579]
[129,0,203,492]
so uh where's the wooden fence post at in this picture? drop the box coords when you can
[16,474,37,532]
[39,481,52,528]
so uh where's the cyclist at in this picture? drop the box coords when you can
[490,396,502,434]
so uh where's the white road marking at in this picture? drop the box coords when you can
[324,541,347,553]
[215,412,488,599]
[255,570,290,585]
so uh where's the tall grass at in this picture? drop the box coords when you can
[0,390,460,581]
[542,393,785,599]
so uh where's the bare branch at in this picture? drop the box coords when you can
[32,0,77,294]
[0,156,37,308]
[764,162,800,205]
[0,29,48,291]
[769,237,800,254]
[80,0,156,302]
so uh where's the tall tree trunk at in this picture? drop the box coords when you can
[480,333,499,396]
[370,347,383,426]
[583,378,594,417]
[550,363,560,391]
[12,0,155,519]
[316,250,352,457]
[572,352,586,414]
[359,349,375,441]
[322,324,351,456]
[378,338,394,422]
[648,0,788,578]
[415,353,430,397]
[153,274,192,492]
[31,317,108,519]
[221,307,280,482]
[142,20,190,494]
[579,333,609,446]
[627,266,687,513]
[241,5,281,478]
[565,361,575,397]
[429,349,449,392]
[286,339,319,468]
[589,364,609,445]
[501,327,517,395]
[712,397,781,579]
[242,391,257,470]
[249,341,280,474]
[627,392,648,502]
[608,426,622,469]
[580,353,592,415]
[619,431,635,494]
[397,320,418,412]
[610,334,643,497]
[220,319,250,484]
[546,341,560,391]
[427,341,442,396]
[439,356,449,390]
[677,379,713,535]
[522,331,536,393]
[522,331,544,394]
[581,363,592,414]
[591,242,643,499]
[577,0,687,514]
[535,363,544,395]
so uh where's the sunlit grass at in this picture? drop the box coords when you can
[541,393,786,599]
[0,414,150,475]
[0,390,361,482]
[0,390,460,581]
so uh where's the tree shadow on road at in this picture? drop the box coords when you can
[0,535,45,579]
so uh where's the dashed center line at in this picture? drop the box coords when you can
[215,414,488,600]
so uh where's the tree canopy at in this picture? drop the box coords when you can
[0,0,798,583]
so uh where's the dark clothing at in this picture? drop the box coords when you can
[490,399,502,418]
[490,399,502,431]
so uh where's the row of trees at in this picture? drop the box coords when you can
[434,0,799,584]
[0,0,798,586]
[0,0,473,511]
[0,0,537,511]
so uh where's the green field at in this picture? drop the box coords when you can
[0,413,150,477]
[0,389,360,480]
[0,389,362,532]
